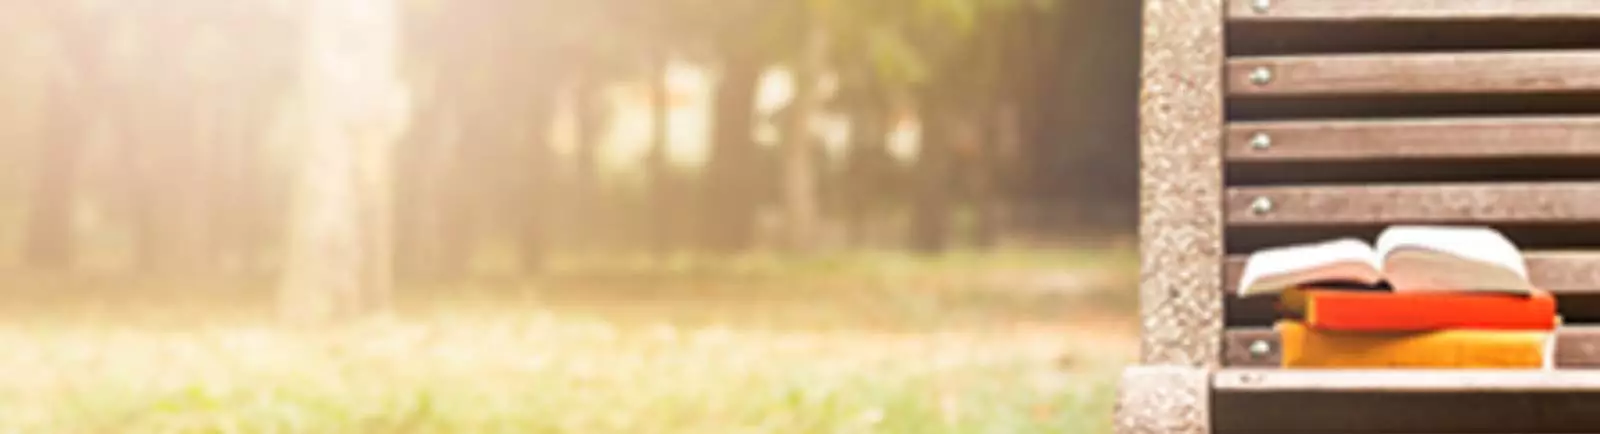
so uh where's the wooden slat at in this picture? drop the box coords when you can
[1215,369,1600,392]
[1228,51,1600,97]
[1227,116,1600,161]
[1223,251,1600,294]
[1228,20,1600,59]
[1227,183,1600,225]
[1215,391,1600,432]
[1228,225,1600,254]
[1227,0,1600,22]
[1226,296,1281,325]
[1225,432,1596,434]
[1225,326,1600,368]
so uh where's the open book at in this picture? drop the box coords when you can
[1238,226,1534,297]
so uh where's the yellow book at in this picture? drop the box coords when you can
[1277,320,1553,369]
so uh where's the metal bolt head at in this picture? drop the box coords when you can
[1249,340,1272,357]
[1249,133,1272,150]
[1249,67,1274,86]
[1251,0,1271,13]
[1251,197,1275,215]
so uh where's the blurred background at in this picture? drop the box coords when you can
[0,0,1139,431]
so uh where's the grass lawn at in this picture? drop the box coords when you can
[0,250,1137,433]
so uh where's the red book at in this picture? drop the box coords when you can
[1299,289,1558,331]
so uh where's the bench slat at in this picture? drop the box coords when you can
[1228,0,1600,22]
[1227,117,1600,161]
[1215,369,1600,392]
[1224,326,1600,368]
[1215,387,1600,432]
[1227,183,1600,225]
[1223,251,1600,294]
[1229,51,1600,96]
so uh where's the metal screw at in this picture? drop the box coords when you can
[1249,67,1274,86]
[1251,0,1271,14]
[1249,340,1272,358]
[1249,133,1272,150]
[1251,197,1274,215]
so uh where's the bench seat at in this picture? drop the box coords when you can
[1122,1,1600,432]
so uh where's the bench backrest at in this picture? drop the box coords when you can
[1141,0,1600,368]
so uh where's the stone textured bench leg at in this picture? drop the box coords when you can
[1124,0,1223,431]
[1115,366,1210,434]
[1139,0,1226,366]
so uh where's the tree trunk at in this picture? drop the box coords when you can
[217,89,284,276]
[646,52,673,258]
[120,10,223,276]
[516,83,558,274]
[24,90,81,271]
[394,113,436,279]
[910,98,953,254]
[212,98,252,274]
[780,27,826,252]
[26,4,95,271]
[505,71,563,275]
[702,54,763,253]
[971,105,1015,250]
[396,95,471,281]
[568,72,605,252]
[280,0,410,322]
[840,89,893,248]
[137,101,215,275]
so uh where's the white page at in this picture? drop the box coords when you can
[1237,238,1383,297]
[1376,226,1533,294]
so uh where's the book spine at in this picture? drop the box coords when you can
[1279,321,1551,369]
[1306,291,1557,332]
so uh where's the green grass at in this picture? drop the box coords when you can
[482,246,1136,280]
[0,249,1136,433]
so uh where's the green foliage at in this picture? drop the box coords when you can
[652,0,1049,92]
[792,0,1052,107]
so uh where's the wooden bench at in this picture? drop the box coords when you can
[1117,1,1600,432]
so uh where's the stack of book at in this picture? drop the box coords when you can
[1239,226,1560,369]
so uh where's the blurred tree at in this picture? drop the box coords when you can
[780,2,827,251]
[0,10,48,264]
[280,0,410,321]
[830,68,901,247]
[1053,0,1139,234]
[396,0,563,277]
[34,0,300,276]
[209,2,301,275]
[24,2,103,270]
[533,0,625,262]
[0,0,1129,278]
[634,0,689,258]
[902,0,1044,253]
[393,0,474,280]
[645,49,674,256]
[25,60,84,271]
[128,5,219,274]
[796,0,1049,252]
[692,0,778,253]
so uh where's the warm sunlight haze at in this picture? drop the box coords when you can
[0,0,1138,431]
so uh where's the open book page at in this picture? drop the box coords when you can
[1238,238,1383,297]
[1375,226,1533,294]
